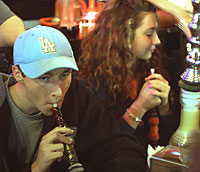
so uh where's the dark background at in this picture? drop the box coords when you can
[2,0,90,20]
[3,0,55,20]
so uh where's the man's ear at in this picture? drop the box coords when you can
[12,65,24,82]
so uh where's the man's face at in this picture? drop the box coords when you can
[133,12,160,60]
[22,68,72,116]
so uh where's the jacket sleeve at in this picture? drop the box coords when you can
[0,0,15,25]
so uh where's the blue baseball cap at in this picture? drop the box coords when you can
[13,25,79,78]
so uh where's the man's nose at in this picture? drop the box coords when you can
[50,83,62,101]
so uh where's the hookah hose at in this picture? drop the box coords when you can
[52,104,84,172]
[147,68,160,148]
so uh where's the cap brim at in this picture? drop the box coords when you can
[19,56,79,78]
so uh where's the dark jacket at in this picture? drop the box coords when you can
[0,73,147,172]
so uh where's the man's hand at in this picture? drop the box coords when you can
[31,127,74,172]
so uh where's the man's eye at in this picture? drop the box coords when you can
[61,70,72,78]
[61,72,70,78]
[39,76,49,81]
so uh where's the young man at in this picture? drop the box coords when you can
[0,25,147,172]
[0,0,25,47]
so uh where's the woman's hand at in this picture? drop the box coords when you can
[31,127,74,172]
[132,73,170,114]
[145,73,170,114]
[133,81,161,114]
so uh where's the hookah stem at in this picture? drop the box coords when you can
[52,104,84,172]
[148,68,160,148]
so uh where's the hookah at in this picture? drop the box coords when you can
[169,0,200,160]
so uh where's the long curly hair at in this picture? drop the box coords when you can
[77,0,165,104]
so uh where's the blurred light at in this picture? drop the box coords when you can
[79,11,98,38]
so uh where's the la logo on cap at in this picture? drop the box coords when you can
[38,37,56,54]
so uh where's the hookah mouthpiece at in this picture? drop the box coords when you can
[150,68,155,74]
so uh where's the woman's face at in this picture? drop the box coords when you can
[132,12,160,60]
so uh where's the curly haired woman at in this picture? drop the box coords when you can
[77,0,178,151]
